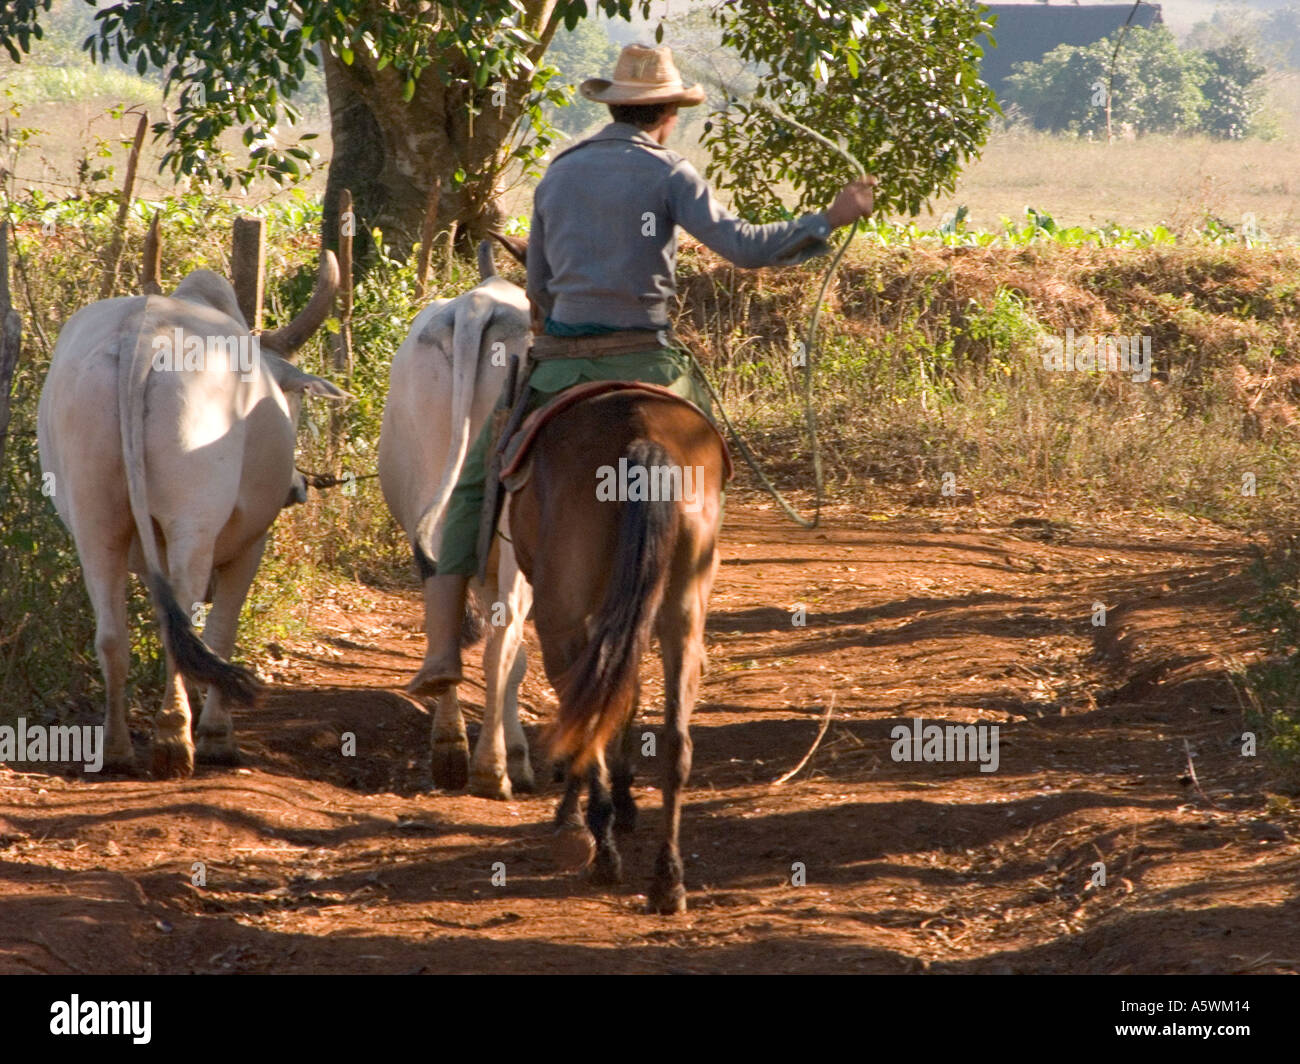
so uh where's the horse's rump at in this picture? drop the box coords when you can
[510,388,727,769]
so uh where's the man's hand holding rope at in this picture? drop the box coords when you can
[686,84,878,530]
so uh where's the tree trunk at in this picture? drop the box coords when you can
[321,1,567,273]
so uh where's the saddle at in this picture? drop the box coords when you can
[474,379,732,582]
[502,380,732,487]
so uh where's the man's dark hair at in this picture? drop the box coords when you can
[609,102,672,128]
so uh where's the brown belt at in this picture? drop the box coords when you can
[529,328,674,360]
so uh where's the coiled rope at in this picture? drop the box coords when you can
[687,86,870,530]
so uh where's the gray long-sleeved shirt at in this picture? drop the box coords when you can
[527,122,834,330]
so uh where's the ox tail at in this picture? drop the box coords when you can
[550,439,679,772]
[119,304,261,706]
[411,287,493,577]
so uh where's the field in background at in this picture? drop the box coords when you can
[10,36,1300,244]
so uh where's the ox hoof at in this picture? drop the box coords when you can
[99,741,137,775]
[648,883,687,916]
[507,754,536,794]
[150,738,195,780]
[430,740,470,791]
[195,738,242,766]
[589,848,623,887]
[406,666,463,699]
[552,825,596,872]
[469,771,512,801]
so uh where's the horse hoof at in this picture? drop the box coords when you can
[613,804,638,834]
[430,740,470,790]
[195,738,242,766]
[150,738,195,780]
[469,771,512,801]
[552,825,595,871]
[648,883,687,915]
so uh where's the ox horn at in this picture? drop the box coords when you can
[489,231,528,268]
[259,250,340,359]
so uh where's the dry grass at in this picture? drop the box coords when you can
[666,239,1300,528]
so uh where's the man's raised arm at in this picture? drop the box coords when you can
[666,159,877,270]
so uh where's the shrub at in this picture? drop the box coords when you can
[1004,25,1265,139]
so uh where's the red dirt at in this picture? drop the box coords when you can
[2,499,1298,974]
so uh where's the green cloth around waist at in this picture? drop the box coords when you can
[527,344,711,416]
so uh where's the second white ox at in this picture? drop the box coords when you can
[378,245,534,799]
[38,253,344,777]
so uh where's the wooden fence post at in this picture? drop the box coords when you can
[328,188,353,376]
[98,110,148,299]
[0,221,24,468]
[414,175,442,302]
[231,217,266,332]
[443,220,458,282]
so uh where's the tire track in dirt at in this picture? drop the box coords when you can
[2,500,1298,974]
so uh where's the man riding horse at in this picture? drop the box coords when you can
[411,43,877,698]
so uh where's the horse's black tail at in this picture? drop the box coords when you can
[550,439,678,771]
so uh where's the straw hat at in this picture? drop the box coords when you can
[579,44,706,107]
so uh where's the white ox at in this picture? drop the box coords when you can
[378,242,534,799]
[38,254,343,777]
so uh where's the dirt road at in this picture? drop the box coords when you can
[2,499,1297,974]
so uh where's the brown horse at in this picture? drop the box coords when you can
[508,386,727,914]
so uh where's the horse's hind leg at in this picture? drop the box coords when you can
[552,769,595,871]
[586,752,623,885]
[649,530,718,915]
[551,723,635,879]
[611,705,639,834]
[533,546,610,870]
